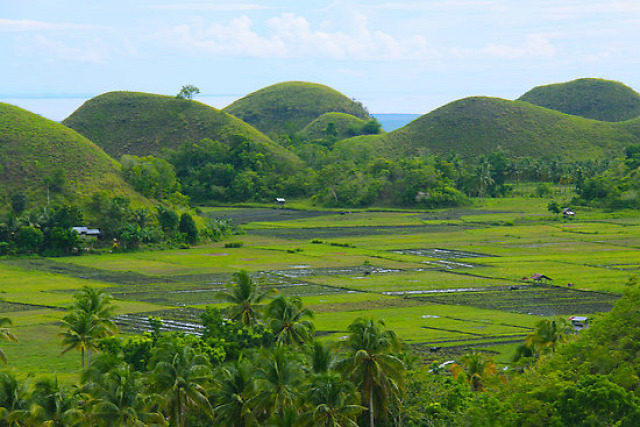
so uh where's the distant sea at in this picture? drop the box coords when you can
[372,113,421,132]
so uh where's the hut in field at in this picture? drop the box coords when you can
[562,208,576,219]
[529,273,552,284]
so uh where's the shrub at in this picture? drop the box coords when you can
[224,241,243,248]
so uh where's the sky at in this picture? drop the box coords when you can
[2,0,640,120]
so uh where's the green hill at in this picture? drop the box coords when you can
[0,103,142,207]
[62,91,281,159]
[223,81,370,137]
[518,78,640,122]
[335,97,640,162]
[300,112,370,142]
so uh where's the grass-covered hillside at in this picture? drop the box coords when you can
[300,112,370,142]
[223,81,370,137]
[335,96,640,162]
[62,91,281,159]
[518,78,640,122]
[0,103,142,207]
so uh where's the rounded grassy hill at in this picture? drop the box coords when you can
[62,91,281,159]
[0,103,142,207]
[518,78,640,122]
[223,81,370,137]
[300,112,370,141]
[335,97,640,162]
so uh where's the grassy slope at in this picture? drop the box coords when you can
[335,97,640,162]
[300,112,369,141]
[223,81,370,137]
[518,78,640,122]
[0,103,142,207]
[62,91,297,165]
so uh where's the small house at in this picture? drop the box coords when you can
[569,315,589,330]
[530,273,552,284]
[275,198,286,206]
[562,208,576,219]
[72,226,101,238]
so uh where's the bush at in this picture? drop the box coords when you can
[224,241,243,248]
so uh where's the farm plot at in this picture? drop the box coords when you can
[2,202,639,377]
[407,285,619,316]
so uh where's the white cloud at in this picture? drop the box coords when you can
[167,13,437,61]
[171,16,287,57]
[0,19,99,32]
[151,2,269,12]
[482,34,557,59]
[33,35,110,64]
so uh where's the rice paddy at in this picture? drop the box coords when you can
[1,198,638,375]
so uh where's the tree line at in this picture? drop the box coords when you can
[125,132,640,210]
[0,195,233,256]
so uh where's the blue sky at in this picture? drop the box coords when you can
[2,0,640,120]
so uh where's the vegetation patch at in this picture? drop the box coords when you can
[408,285,619,316]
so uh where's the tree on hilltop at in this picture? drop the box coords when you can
[176,85,200,100]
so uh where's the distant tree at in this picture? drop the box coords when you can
[450,349,499,392]
[14,226,43,254]
[60,286,118,370]
[10,193,27,214]
[361,118,382,135]
[265,296,315,347]
[156,206,179,236]
[178,213,198,244]
[47,226,81,255]
[176,85,200,100]
[525,317,572,357]
[217,270,271,328]
[121,155,181,199]
[547,200,562,214]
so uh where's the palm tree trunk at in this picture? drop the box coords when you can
[81,347,85,371]
[369,389,375,427]
[177,388,182,427]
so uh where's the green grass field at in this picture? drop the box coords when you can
[1,198,637,377]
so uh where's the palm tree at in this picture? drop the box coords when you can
[250,346,304,421]
[266,296,315,347]
[309,341,334,375]
[61,311,111,371]
[525,317,572,357]
[150,343,214,427]
[84,362,165,427]
[336,318,405,427]
[474,159,494,200]
[217,270,271,327]
[72,286,118,335]
[300,373,364,427]
[0,372,30,426]
[29,376,85,426]
[0,317,17,365]
[213,362,256,427]
[60,286,119,370]
[450,349,498,392]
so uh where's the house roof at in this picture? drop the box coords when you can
[569,316,589,322]
[72,226,101,235]
[530,273,552,280]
